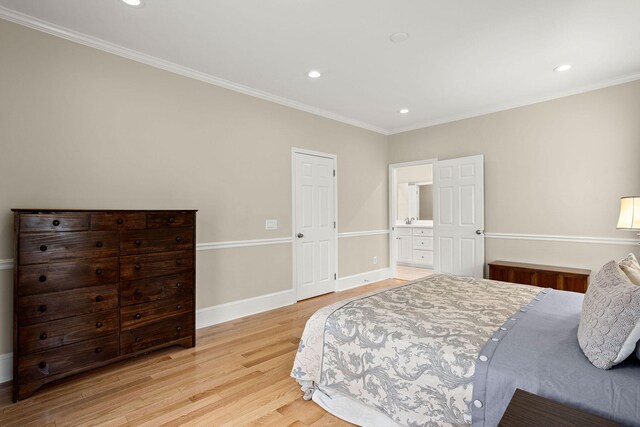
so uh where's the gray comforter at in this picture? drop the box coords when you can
[472,288,640,426]
[291,274,539,426]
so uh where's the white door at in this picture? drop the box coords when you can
[433,155,485,278]
[294,151,336,300]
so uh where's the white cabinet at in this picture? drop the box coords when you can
[395,226,433,268]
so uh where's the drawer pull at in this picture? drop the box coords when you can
[95,268,103,276]
[39,275,47,283]
[135,337,142,343]
[176,326,183,332]
[96,241,104,248]
[39,333,47,341]
[117,218,124,225]
[95,295,104,302]
[95,347,102,354]
[176,283,183,288]
[134,264,142,271]
[40,245,48,252]
[175,236,182,243]
[96,321,103,328]
[168,217,176,224]
[52,219,60,227]
[38,304,47,313]
[176,305,183,310]
[38,361,47,370]
[134,313,142,320]
[134,288,142,296]
[176,259,183,266]
[134,239,142,246]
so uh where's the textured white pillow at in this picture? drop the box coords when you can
[619,253,640,286]
[577,261,640,369]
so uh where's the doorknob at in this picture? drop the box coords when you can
[475,229,484,235]
[297,233,304,238]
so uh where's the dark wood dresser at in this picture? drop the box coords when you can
[12,209,197,401]
[488,260,590,293]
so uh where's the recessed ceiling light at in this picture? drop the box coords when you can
[121,0,142,6]
[554,64,572,72]
[399,108,410,114]
[390,32,409,43]
[307,70,322,79]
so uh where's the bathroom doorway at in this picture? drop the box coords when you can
[389,159,436,281]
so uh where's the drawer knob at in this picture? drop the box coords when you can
[117,218,124,225]
[134,240,142,247]
[95,295,104,302]
[134,313,142,320]
[96,241,103,248]
[176,259,183,266]
[95,347,102,354]
[176,283,183,288]
[96,321,103,328]
[134,288,142,296]
[135,337,142,343]
[38,361,47,370]
[134,264,142,271]
[176,326,183,332]
[168,217,176,224]
[40,245,48,252]
[176,305,183,310]
[39,275,47,283]
[95,268,103,276]
[38,304,47,313]
[52,219,60,227]
[175,236,182,243]
[39,333,47,341]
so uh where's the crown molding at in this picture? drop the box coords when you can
[0,7,389,136]
[388,72,640,135]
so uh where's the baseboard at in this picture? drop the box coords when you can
[196,289,296,329]
[0,352,12,384]
[337,268,391,291]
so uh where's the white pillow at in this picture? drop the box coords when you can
[619,253,640,286]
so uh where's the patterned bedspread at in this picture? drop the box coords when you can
[291,274,539,426]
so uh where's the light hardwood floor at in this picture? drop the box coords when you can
[0,279,406,427]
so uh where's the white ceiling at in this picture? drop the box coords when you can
[1,0,639,135]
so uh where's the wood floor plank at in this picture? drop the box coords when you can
[0,279,405,426]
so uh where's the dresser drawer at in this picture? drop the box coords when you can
[90,213,146,230]
[19,285,118,326]
[120,297,193,330]
[19,214,89,233]
[19,232,118,265]
[18,258,117,296]
[413,250,434,265]
[120,314,193,355]
[120,228,194,256]
[412,228,433,236]
[121,273,193,306]
[146,212,194,229]
[19,310,118,355]
[414,236,433,250]
[18,335,118,384]
[120,250,194,281]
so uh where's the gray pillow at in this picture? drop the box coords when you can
[577,260,640,369]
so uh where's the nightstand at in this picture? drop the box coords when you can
[499,389,618,426]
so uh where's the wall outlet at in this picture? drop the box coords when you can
[373,256,378,265]
[265,219,278,230]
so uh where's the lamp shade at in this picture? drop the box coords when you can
[617,196,640,229]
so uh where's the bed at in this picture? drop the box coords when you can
[290,273,640,426]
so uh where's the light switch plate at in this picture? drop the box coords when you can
[265,219,278,230]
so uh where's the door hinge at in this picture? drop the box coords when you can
[334,221,336,229]
[333,169,336,177]
[334,273,337,280]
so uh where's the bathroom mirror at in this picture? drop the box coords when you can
[397,182,433,222]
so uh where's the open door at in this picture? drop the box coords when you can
[433,155,485,278]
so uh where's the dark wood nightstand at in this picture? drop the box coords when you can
[488,261,590,293]
[499,389,618,426]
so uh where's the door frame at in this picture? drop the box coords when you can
[388,158,437,279]
[291,147,339,301]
